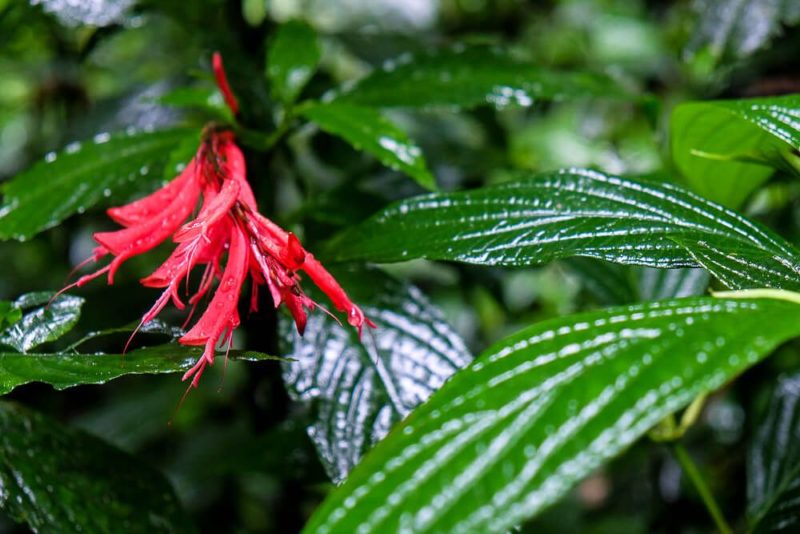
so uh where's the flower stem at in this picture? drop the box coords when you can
[671,443,733,534]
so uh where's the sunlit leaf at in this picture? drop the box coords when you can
[0,401,191,533]
[0,128,195,241]
[329,168,800,291]
[0,344,282,395]
[334,46,624,110]
[267,20,321,106]
[671,94,800,208]
[306,292,800,533]
[0,292,84,353]
[303,103,436,190]
[281,268,471,483]
[749,373,800,532]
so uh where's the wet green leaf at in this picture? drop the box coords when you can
[749,373,800,532]
[0,293,84,353]
[671,94,800,208]
[329,169,800,291]
[636,268,709,301]
[303,103,436,190]
[281,268,471,483]
[306,292,800,533]
[267,20,321,106]
[0,343,282,395]
[0,401,192,533]
[0,128,196,241]
[335,46,624,110]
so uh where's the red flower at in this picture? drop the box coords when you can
[64,53,374,387]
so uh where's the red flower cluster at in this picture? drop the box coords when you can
[64,54,374,386]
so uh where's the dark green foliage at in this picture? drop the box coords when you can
[2,1,800,533]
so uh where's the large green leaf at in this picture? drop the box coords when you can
[0,292,84,353]
[0,128,196,241]
[305,292,800,533]
[671,94,800,208]
[0,344,281,395]
[266,20,321,106]
[328,169,800,291]
[0,401,191,533]
[303,103,436,190]
[334,46,623,110]
[749,373,800,532]
[0,301,21,332]
[281,268,471,483]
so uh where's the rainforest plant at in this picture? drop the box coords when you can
[2,1,800,533]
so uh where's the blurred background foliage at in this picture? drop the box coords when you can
[1,0,799,532]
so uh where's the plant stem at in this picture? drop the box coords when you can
[671,443,733,534]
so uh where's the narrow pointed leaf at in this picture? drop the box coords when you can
[303,103,436,190]
[0,293,84,353]
[281,268,471,483]
[0,128,195,241]
[0,401,191,533]
[267,20,321,106]
[334,46,623,110]
[749,373,800,532]
[671,94,800,208]
[306,293,800,533]
[329,168,800,291]
[0,344,282,395]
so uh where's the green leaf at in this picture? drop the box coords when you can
[334,46,624,110]
[0,128,196,241]
[267,20,321,106]
[0,301,21,332]
[303,103,436,190]
[0,293,84,353]
[305,292,800,533]
[686,0,800,63]
[0,401,191,533]
[156,87,234,123]
[0,343,282,395]
[671,94,800,208]
[281,268,471,483]
[749,373,800,532]
[328,169,800,291]
[637,268,709,301]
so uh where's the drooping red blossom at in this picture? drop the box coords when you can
[63,53,374,387]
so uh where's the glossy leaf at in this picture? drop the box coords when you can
[0,401,190,533]
[281,269,471,483]
[306,293,800,533]
[0,293,84,353]
[0,344,282,395]
[334,46,623,110]
[0,128,195,241]
[671,94,800,208]
[303,103,436,190]
[749,373,800,532]
[267,20,321,106]
[329,169,800,291]
[686,0,800,63]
